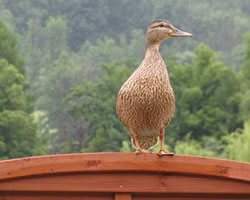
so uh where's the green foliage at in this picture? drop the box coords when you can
[0,1,249,160]
[21,16,67,83]
[223,122,250,162]
[175,139,216,157]
[240,33,250,121]
[0,59,25,111]
[0,110,40,159]
[0,1,14,28]
[2,0,250,69]
[154,0,250,67]
[0,20,46,159]
[241,33,250,86]
[38,52,86,154]
[68,60,137,152]
[168,44,242,146]
[45,17,67,64]
[120,140,133,152]
[174,134,225,157]
[0,59,45,159]
[0,19,25,75]
[78,29,145,66]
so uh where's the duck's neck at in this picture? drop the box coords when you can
[146,42,160,51]
[144,43,163,63]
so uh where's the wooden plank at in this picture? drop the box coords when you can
[0,153,250,182]
[1,192,113,200]
[133,193,250,199]
[2,192,250,200]
[134,196,250,200]
[1,173,250,194]
[115,193,132,200]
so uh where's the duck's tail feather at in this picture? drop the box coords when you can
[132,135,159,150]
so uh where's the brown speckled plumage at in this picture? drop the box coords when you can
[116,19,192,154]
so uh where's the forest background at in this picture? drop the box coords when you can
[0,0,249,162]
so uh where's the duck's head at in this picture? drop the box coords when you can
[145,19,192,49]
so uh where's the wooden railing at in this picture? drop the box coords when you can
[0,153,250,199]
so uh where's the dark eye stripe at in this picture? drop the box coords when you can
[151,24,169,29]
[151,25,159,29]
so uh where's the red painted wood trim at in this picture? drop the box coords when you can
[1,173,250,194]
[0,153,249,182]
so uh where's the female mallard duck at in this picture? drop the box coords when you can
[116,19,192,155]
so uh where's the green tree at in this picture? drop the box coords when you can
[20,18,45,83]
[0,20,25,75]
[0,0,14,28]
[0,59,45,159]
[45,17,67,64]
[0,20,45,159]
[68,60,137,152]
[21,17,67,83]
[38,52,86,153]
[54,0,110,51]
[153,0,250,67]
[240,33,250,121]
[167,44,242,147]
[223,122,250,162]
[78,29,144,66]
[175,138,217,157]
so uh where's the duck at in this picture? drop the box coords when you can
[116,19,192,155]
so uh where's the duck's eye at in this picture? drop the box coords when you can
[159,24,164,27]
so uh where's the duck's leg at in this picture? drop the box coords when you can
[132,133,142,155]
[158,129,174,156]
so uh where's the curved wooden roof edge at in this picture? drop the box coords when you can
[0,152,249,182]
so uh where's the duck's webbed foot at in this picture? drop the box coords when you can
[136,150,142,155]
[158,150,174,156]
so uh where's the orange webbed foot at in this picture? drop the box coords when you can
[157,150,175,156]
[135,150,142,155]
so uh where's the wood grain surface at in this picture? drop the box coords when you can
[0,153,250,199]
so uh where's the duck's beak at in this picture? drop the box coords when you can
[169,27,192,37]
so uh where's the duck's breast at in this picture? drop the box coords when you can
[116,63,175,136]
